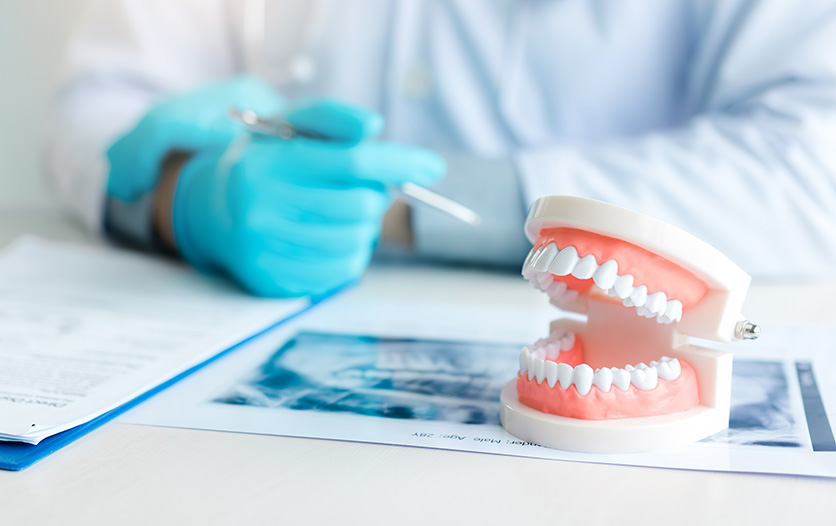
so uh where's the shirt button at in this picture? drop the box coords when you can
[289,55,317,84]
[402,63,433,99]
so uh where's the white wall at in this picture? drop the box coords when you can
[0,0,93,208]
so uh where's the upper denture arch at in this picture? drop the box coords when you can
[523,196,752,342]
[535,227,709,311]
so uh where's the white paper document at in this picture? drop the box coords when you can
[0,237,308,444]
[120,290,836,478]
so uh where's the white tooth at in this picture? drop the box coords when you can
[629,285,647,307]
[548,246,579,276]
[592,367,613,393]
[521,249,537,278]
[607,288,619,297]
[546,280,568,299]
[571,254,598,280]
[636,362,649,370]
[665,300,683,323]
[611,368,631,391]
[520,349,529,374]
[559,288,579,305]
[592,260,618,290]
[536,272,554,289]
[522,247,543,279]
[613,274,634,299]
[573,364,594,396]
[526,352,536,381]
[622,297,635,307]
[649,360,659,367]
[636,305,651,317]
[547,328,567,343]
[557,362,574,390]
[656,361,675,380]
[534,357,546,384]
[630,367,658,390]
[544,343,559,360]
[525,246,544,272]
[645,291,667,317]
[529,277,543,291]
[559,331,575,351]
[668,358,681,378]
[656,315,672,324]
[544,360,559,388]
[532,243,558,272]
[624,364,635,371]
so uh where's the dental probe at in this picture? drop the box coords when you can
[229,108,482,227]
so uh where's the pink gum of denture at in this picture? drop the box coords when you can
[535,228,709,310]
[517,359,699,420]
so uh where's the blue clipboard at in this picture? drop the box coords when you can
[0,298,324,471]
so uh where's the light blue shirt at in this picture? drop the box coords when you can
[48,0,836,277]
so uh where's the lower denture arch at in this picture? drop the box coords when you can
[535,227,708,310]
[517,363,699,420]
[517,334,700,420]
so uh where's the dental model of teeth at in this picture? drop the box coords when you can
[500,195,758,453]
[522,243,684,324]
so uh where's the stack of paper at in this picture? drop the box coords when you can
[0,237,309,446]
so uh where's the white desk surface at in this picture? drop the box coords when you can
[1,209,835,525]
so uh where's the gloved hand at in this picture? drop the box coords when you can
[166,95,443,297]
[105,76,445,297]
[173,101,445,297]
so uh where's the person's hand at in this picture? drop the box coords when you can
[173,101,445,297]
[105,75,445,297]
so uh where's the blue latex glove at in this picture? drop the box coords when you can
[107,76,286,203]
[171,100,445,297]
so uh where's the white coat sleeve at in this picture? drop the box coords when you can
[517,0,836,278]
[411,155,531,268]
[44,0,241,232]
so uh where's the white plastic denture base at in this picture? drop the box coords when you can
[499,382,728,453]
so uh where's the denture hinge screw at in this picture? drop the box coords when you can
[735,320,761,340]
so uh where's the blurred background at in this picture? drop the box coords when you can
[0,1,93,209]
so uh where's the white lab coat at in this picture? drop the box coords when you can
[46,0,836,277]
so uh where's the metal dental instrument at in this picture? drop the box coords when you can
[229,109,482,226]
